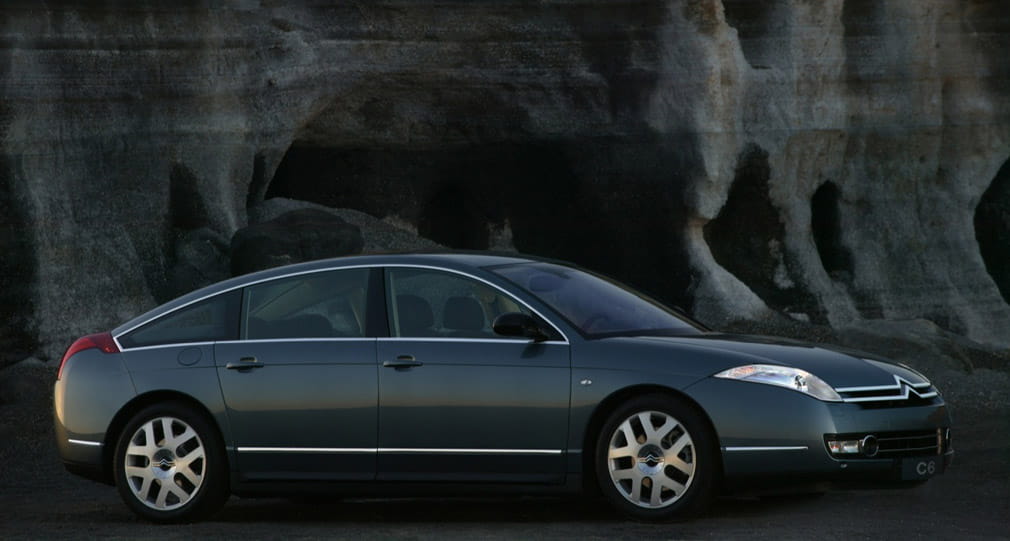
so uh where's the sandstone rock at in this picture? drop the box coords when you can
[248,197,443,254]
[230,209,364,276]
[0,1,1008,365]
[834,319,1010,377]
[166,227,231,302]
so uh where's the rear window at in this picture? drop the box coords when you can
[119,291,241,349]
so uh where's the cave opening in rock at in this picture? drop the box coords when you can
[704,144,823,322]
[810,181,854,282]
[264,138,695,309]
[975,157,1010,305]
[721,0,779,69]
[0,157,38,364]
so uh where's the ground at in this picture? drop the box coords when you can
[1,359,1007,540]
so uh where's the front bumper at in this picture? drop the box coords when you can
[685,377,953,487]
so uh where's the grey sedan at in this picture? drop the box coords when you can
[54,253,953,522]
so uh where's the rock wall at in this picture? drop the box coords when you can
[1,1,1008,363]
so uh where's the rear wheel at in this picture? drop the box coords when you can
[595,394,718,521]
[113,402,228,523]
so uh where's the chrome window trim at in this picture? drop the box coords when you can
[723,446,809,452]
[219,338,376,345]
[114,341,215,353]
[376,337,561,345]
[68,439,103,447]
[236,447,563,455]
[114,263,570,350]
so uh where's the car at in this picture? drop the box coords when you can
[54,252,953,522]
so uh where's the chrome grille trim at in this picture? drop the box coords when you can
[825,429,946,459]
[835,374,937,403]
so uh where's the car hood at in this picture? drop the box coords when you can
[627,333,930,389]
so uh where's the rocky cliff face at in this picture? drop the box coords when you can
[1,1,1008,364]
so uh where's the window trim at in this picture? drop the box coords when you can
[113,263,568,351]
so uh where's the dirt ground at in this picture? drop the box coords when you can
[1,361,1007,540]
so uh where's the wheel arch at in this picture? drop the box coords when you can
[579,384,724,493]
[101,390,228,485]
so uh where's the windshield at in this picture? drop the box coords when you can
[489,262,703,338]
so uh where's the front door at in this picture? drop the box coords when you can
[376,267,570,483]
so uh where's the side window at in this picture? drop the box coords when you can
[386,268,529,339]
[244,268,369,339]
[119,291,240,348]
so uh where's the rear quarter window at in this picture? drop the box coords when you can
[118,290,241,349]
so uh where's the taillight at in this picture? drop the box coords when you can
[57,332,120,380]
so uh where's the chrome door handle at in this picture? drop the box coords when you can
[226,357,262,370]
[383,355,423,370]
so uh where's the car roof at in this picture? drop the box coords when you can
[112,251,544,336]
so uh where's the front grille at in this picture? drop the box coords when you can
[825,429,950,459]
[835,375,939,408]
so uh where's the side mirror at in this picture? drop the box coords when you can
[492,312,549,342]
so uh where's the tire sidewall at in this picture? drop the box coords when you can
[113,401,228,523]
[594,394,719,521]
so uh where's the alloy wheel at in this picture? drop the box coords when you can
[122,416,206,511]
[606,410,696,509]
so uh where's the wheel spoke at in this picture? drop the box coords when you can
[170,426,197,450]
[640,413,676,444]
[618,420,638,449]
[178,465,203,487]
[637,413,653,442]
[649,480,664,506]
[127,443,152,458]
[668,432,691,458]
[154,481,171,508]
[629,474,642,502]
[168,481,191,502]
[609,445,635,460]
[653,417,677,443]
[658,475,687,495]
[612,467,640,482]
[177,446,205,470]
[125,465,152,480]
[666,453,695,476]
[160,418,173,446]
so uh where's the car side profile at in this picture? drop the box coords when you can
[54,253,953,522]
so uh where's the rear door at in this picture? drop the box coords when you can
[215,267,380,482]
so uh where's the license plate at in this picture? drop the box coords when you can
[900,456,944,480]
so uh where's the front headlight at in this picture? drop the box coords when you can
[714,364,842,402]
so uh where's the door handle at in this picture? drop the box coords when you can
[383,355,423,370]
[226,357,263,370]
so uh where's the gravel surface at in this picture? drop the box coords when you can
[2,358,1007,540]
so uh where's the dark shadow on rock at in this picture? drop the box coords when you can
[0,156,38,368]
[704,144,824,323]
[975,156,1010,305]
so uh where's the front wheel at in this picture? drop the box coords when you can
[595,394,718,521]
[113,402,228,523]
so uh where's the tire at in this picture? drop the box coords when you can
[594,394,718,521]
[113,401,228,523]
